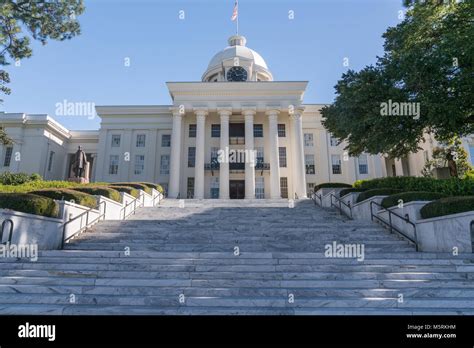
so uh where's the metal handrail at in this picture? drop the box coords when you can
[61,201,106,248]
[370,201,418,251]
[330,193,353,219]
[120,195,144,220]
[1,219,14,245]
[152,192,162,206]
[310,190,322,206]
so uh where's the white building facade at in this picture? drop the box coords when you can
[1,35,472,198]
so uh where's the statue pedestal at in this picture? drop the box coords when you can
[68,177,89,184]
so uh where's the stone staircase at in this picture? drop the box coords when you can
[1,199,473,315]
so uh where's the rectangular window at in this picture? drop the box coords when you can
[278,124,286,137]
[307,183,315,197]
[188,147,196,167]
[161,134,171,147]
[256,147,264,166]
[256,177,265,199]
[253,124,263,137]
[160,155,170,175]
[3,147,13,167]
[189,124,196,138]
[48,151,55,172]
[136,134,146,147]
[108,155,119,175]
[305,154,315,174]
[280,177,288,198]
[134,155,145,175]
[211,147,219,163]
[330,135,340,147]
[187,177,195,198]
[304,133,314,147]
[358,154,368,175]
[210,177,219,199]
[331,155,342,174]
[111,134,121,147]
[211,124,220,137]
[279,147,287,167]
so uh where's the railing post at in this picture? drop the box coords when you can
[388,211,393,234]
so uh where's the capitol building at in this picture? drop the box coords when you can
[1,35,472,199]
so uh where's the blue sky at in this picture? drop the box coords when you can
[1,0,403,130]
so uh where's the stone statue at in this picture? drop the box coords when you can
[73,146,88,178]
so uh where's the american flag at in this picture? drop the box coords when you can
[231,0,238,21]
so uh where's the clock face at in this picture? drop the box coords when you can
[226,66,248,82]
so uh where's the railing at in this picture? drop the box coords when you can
[310,190,322,206]
[152,192,162,206]
[120,195,143,220]
[330,193,353,219]
[294,192,299,200]
[0,219,14,245]
[370,201,418,251]
[61,201,106,249]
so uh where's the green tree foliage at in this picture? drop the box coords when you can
[0,0,85,101]
[322,0,473,158]
[421,137,473,178]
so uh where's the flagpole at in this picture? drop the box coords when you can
[236,0,239,35]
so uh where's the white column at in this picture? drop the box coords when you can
[266,109,281,199]
[291,110,307,198]
[244,108,256,199]
[168,111,183,198]
[194,109,207,199]
[218,109,231,199]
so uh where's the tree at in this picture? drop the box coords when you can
[421,137,473,178]
[0,0,85,144]
[322,0,473,158]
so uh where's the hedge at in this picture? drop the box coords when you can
[109,185,139,198]
[420,196,474,219]
[0,193,59,218]
[381,191,448,209]
[356,188,404,203]
[109,182,152,194]
[314,182,351,192]
[0,172,42,185]
[72,186,121,202]
[339,188,367,197]
[354,176,474,196]
[30,189,98,209]
[139,182,163,193]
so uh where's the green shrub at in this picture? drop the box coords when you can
[139,182,163,193]
[109,182,152,194]
[0,172,43,185]
[420,196,474,219]
[72,186,121,202]
[381,191,448,209]
[314,182,351,192]
[0,193,58,217]
[356,188,404,203]
[339,188,367,197]
[0,180,80,193]
[30,189,97,208]
[354,176,474,196]
[109,185,139,198]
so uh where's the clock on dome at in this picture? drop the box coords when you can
[226,66,248,82]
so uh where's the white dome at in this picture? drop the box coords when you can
[202,35,273,82]
[207,44,269,71]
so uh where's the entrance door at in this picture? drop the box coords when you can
[230,180,245,199]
